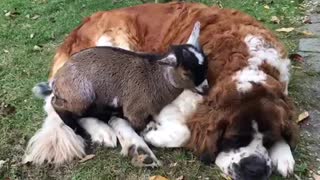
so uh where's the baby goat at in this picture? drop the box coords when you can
[51,21,207,136]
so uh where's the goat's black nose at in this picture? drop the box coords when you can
[237,155,269,180]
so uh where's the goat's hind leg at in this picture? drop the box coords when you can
[109,117,161,167]
[55,109,91,141]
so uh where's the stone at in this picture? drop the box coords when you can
[305,24,320,36]
[298,52,320,72]
[299,38,320,52]
[311,14,320,23]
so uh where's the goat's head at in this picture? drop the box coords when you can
[157,21,208,93]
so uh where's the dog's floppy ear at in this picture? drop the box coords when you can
[199,117,228,164]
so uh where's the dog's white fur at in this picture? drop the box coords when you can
[79,118,117,147]
[24,94,86,165]
[215,121,272,178]
[142,89,203,147]
[242,35,291,94]
[269,140,295,177]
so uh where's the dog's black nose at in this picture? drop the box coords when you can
[236,155,269,180]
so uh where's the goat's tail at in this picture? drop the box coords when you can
[23,94,86,165]
[32,82,53,99]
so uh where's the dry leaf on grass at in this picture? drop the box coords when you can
[301,31,314,36]
[0,160,6,169]
[263,5,270,9]
[149,176,168,180]
[296,111,309,123]
[176,175,184,180]
[79,154,95,163]
[303,16,312,24]
[33,45,42,51]
[221,173,232,180]
[275,27,295,33]
[271,16,280,24]
[289,53,305,63]
[31,15,40,20]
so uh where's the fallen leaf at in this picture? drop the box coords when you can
[303,16,312,24]
[176,175,184,180]
[264,5,270,9]
[30,33,35,39]
[221,173,232,180]
[0,160,6,169]
[271,16,280,24]
[4,11,20,18]
[292,65,302,69]
[289,53,304,62]
[275,27,295,33]
[296,111,309,123]
[301,31,314,36]
[149,176,168,180]
[79,154,95,163]
[33,45,42,51]
[4,11,11,17]
[31,15,40,20]
[170,162,177,167]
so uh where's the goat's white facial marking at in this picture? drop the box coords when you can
[269,140,295,177]
[142,90,203,147]
[243,35,291,94]
[188,47,204,65]
[215,121,272,179]
[79,117,117,147]
[195,79,208,94]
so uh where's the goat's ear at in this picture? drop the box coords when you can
[186,21,201,51]
[157,54,177,67]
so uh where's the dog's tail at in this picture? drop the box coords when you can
[32,82,53,99]
[23,93,86,165]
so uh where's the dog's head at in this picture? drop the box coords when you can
[187,77,298,180]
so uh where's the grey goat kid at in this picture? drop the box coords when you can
[51,21,207,137]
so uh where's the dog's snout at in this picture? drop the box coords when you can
[236,155,270,180]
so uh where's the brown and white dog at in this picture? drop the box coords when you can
[25,2,298,179]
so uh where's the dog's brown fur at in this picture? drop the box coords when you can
[49,2,298,162]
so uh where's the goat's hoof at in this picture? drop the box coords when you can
[128,145,160,168]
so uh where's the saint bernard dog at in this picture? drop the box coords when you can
[24,2,299,179]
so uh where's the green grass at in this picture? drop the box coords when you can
[0,0,312,179]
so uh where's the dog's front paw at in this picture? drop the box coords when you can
[270,140,295,177]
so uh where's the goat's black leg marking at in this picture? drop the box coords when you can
[55,110,91,141]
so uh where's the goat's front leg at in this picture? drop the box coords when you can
[109,117,161,167]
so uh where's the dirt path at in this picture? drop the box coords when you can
[296,0,320,176]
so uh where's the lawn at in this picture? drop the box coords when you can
[0,0,311,179]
